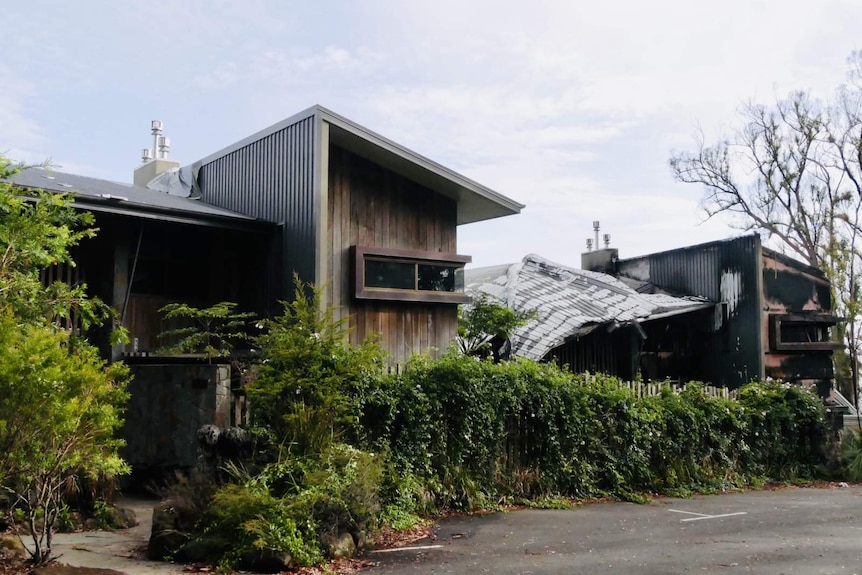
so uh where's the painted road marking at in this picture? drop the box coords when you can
[371,545,444,553]
[669,509,748,522]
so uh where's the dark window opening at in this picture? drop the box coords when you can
[418,264,460,292]
[769,313,842,352]
[354,246,471,304]
[365,259,417,290]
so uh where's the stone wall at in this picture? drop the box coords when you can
[122,362,232,471]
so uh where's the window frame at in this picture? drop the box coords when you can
[353,245,471,304]
[768,313,842,352]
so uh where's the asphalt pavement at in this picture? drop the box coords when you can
[367,485,862,575]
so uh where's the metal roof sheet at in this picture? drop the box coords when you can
[195,105,525,225]
[465,254,712,360]
[8,168,263,229]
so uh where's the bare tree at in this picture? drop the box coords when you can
[669,53,862,408]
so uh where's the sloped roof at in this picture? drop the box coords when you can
[465,254,713,360]
[195,105,525,225]
[8,168,264,230]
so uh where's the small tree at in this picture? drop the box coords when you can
[0,155,129,564]
[247,275,384,452]
[0,312,130,564]
[0,157,111,329]
[457,292,537,361]
[157,301,255,360]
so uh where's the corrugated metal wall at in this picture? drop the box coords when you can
[197,116,317,306]
[619,235,763,387]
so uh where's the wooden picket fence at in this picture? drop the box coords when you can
[581,372,738,400]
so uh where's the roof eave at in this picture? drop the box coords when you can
[71,197,272,232]
[195,105,524,226]
[318,107,524,225]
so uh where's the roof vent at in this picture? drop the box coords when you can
[133,120,180,187]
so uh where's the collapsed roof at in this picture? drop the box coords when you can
[465,254,713,360]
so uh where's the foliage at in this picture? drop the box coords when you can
[457,292,537,360]
[0,311,130,564]
[359,352,833,511]
[157,301,255,360]
[196,483,321,568]
[0,158,112,329]
[841,429,862,481]
[668,53,862,407]
[0,155,130,564]
[246,274,385,450]
[192,443,382,568]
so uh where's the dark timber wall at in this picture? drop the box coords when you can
[327,146,459,362]
[197,116,317,306]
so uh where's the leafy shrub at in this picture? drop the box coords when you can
[0,313,130,564]
[359,352,832,511]
[193,443,382,567]
[841,429,862,481]
[247,275,385,452]
[196,483,321,568]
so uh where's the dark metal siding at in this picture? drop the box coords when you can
[197,116,316,306]
[619,236,763,388]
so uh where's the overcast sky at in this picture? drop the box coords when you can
[3,1,861,268]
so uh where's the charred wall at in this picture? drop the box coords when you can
[761,249,838,395]
[617,235,763,388]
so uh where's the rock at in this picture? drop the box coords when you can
[0,534,26,558]
[323,531,357,559]
[148,496,200,560]
[174,538,210,563]
[147,528,189,560]
[106,506,137,529]
[83,518,100,531]
[151,496,197,532]
[350,528,368,551]
[240,548,292,573]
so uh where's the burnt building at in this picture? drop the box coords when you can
[466,235,839,395]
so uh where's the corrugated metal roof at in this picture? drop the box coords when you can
[465,254,712,360]
[8,168,264,229]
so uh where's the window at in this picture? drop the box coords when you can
[768,313,842,352]
[354,246,471,303]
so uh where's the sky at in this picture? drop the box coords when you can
[3,0,862,268]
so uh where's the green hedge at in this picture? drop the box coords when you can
[359,353,831,508]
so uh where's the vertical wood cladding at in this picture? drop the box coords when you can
[327,145,459,362]
[197,116,316,304]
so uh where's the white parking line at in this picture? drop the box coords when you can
[371,545,444,553]
[668,509,710,518]
[680,512,748,522]
[669,509,748,522]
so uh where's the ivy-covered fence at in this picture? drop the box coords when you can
[359,354,832,507]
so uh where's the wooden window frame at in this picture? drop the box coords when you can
[353,246,471,304]
[768,313,842,352]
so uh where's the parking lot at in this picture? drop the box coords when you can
[369,485,862,574]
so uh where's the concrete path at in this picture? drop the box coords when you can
[45,498,185,575]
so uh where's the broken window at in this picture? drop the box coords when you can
[768,314,842,352]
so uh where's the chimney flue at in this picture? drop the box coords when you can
[134,120,180,187]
